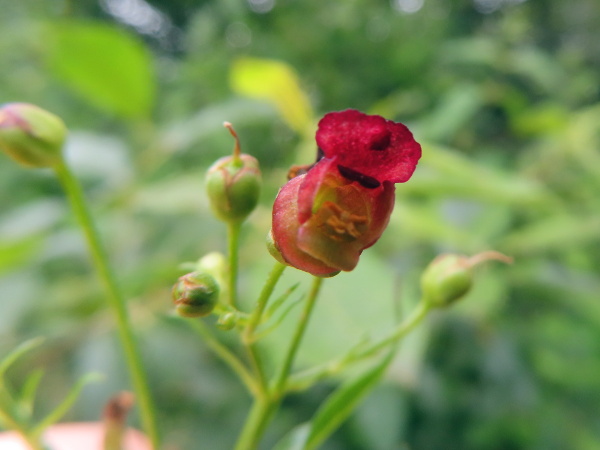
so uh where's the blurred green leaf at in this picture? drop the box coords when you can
[18,369,44,417]
[230,57,314,136]
[31,372,103,438]
[0,338,44,379]
[45,21,155,118]
[305,351,394,449]
[272,423,310,450]
[0,236,43,275]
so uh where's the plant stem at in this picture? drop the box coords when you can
[355,300,430,360]
[53,161,159,449]
[227,222,242,308]
[272,276,323,395]
[0,390,43,450]
[286,300,431,392]
[234,276,324,450]
[243,262,286,395]
[187,319,259,396]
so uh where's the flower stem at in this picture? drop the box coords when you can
[272,276,323,395]
[286,299,431,392]
[234,275,324,450]
[356,300,430,360]
[53,161,159,449]
[227,222,242,308]
[0,390,44,450]
[187,319,259,396]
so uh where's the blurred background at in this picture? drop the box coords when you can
[1,0,600,448]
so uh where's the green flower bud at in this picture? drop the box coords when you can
[172,271,220,318]
[195,252,227,285]
[217,312,237,330]
[0,103,67,168]
[205,122,261,224]
[421,251,512,308]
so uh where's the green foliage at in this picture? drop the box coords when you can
[1,0,600,448]
[45,21,155,118]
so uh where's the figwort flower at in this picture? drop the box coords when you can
[271,109,421,276]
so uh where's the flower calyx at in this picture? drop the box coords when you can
[421,251,513,308]
[205,122,261,224]
[0,103,67,168]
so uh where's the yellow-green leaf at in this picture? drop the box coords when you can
[230,57,314,135]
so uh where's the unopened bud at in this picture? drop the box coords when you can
[172,271,220,317]
[205,122,261,223]
[421,251,512,308]
[217,312,237,330]
[0,103,66,168]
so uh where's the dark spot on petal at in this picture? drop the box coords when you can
[369,133,390,151]
[337,165,381,189]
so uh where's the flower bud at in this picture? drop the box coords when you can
[172,271,220,318]
[217,312,237,330]
[0,103,67,168]
[421,251,512,308]
[205,122,261,224]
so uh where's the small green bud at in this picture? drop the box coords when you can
[217,312,237,330]
[172,271,220,318]
[0,103,67,168]
[205,122,261,224]
[195,252,227,285]
[421,251,512,308]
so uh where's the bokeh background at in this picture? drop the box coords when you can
[1,0,600,449]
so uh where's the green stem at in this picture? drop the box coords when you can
[243,262,286,395]
[286,300,431,392]
[0,390,43,450]
[227,222,242,308]
[272,276,323,395]
[53,161,159,449]
[187,319,259,396]
[356,300,430,360]
[234,276,324,450]
[233,397,274,450]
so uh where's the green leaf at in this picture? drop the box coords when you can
[264,283,300,321]
[18,369,45,417]
[0,338,44,379]
[305,352,394,450]
[31,372,103,438]
[230,57,314,135]
[0,236,44,275]
[45,21,155,118]
[272,423,310,450]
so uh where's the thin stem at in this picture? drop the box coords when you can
[233,398,274,450]
[227,222,242,308]
[187,319,259,396]
[235,276,324,450]
[356,300,430,359]
[286,300,431,392]
[244,263,287,338]
[0,390,43,450]
[53,161,159,449]
[242,262,286,396]
[272,276,323,396]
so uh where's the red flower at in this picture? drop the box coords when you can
[271,109,421,276]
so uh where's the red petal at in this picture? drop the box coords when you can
[316,109,421,184]
[272,175,340,277]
